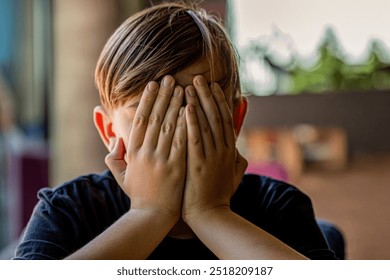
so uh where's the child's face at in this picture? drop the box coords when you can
[106,57,234,149]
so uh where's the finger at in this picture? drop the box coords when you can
[168,106,187,161]
[235,149,248,177]
[128,81,158,151]
[185,85,213,156]
[156,86,184,158]
[185,103,204,159]
[193,75,224,149]
[233,149,248,193]
[211,83,236,147]
[105,137,127,187]
[143,75,176,149]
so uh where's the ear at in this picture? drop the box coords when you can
[233,97,248,136]
[93,106,116,151]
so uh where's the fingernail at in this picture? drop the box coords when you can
[188,104,195,113]
[195,75,206,86]
[186,86,195,97]
[163,76,173,87]
[179,107,185,116]
[147,81,158,92]
[173,86,182,97]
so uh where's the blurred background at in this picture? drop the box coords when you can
[0,0,390,259]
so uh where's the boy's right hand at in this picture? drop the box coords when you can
[105,76,187,221]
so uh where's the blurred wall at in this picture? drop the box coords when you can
[51,0,120,185]
[244,91,390,156]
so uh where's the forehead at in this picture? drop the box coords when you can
[174,57,225,88]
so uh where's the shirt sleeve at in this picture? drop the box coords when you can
[13,186,84,260]
[13,172,130,260]
[231,174,337,260]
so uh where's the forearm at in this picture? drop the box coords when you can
[66,209,177,260]
[186,207,308,260]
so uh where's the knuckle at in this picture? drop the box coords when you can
[142,93,155,104]
[171,135,184,149]
[140,150,153,163]
[159,89,171,98]
[133,114,147,128]
[161,122,173,134]
[190,136,201,146]
[201,91,213,99]
[172,137,184,149]
[148,112,162,125]
[201,123,209,133]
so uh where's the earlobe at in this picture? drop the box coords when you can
[93,106,116,150]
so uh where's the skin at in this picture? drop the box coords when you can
[67,58,307,260]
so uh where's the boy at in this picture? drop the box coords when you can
[14,2,336,259]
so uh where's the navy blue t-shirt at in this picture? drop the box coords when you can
[14,171,336,259]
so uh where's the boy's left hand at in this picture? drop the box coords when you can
[182,75,247,224]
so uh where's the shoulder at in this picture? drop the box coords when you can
[40,170,116,197]
[36,170,130,229]
[232,174,336,260]
[231,174,311,219]
[37,170,129,212]
[14,170,129,259]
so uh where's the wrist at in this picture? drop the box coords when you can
[127,206,180,226]
[183,204,231,228]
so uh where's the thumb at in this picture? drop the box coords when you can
[234,149,248,191]
[105,137,127,187]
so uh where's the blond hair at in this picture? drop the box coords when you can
[95,2,242,109]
